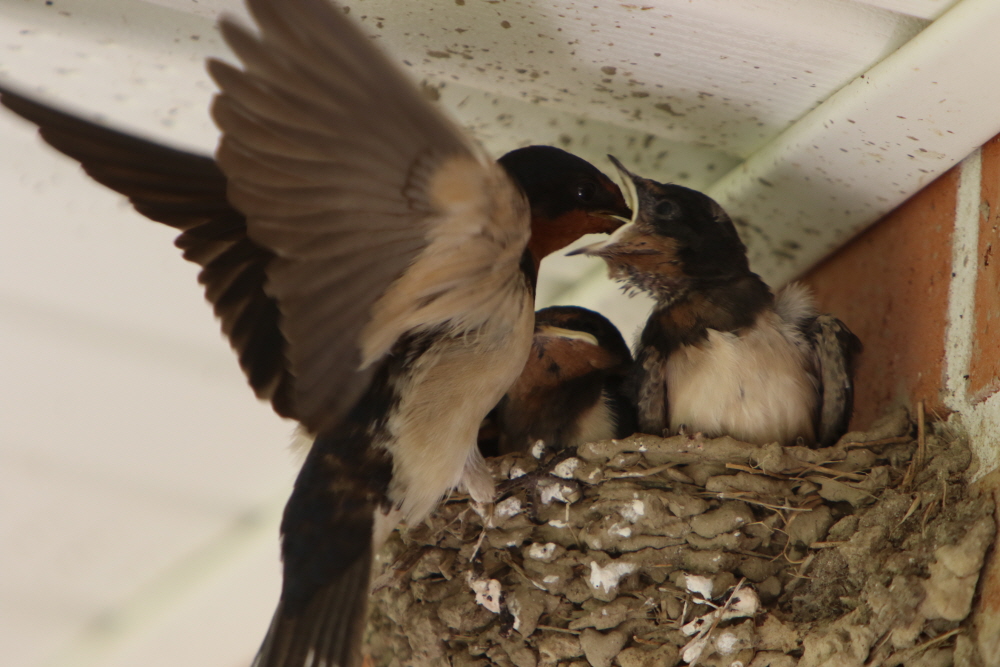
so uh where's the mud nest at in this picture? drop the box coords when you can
[366,409,995,666]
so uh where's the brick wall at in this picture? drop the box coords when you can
[801,136,1000,480]
[801,137,1000,660]
[803,168,958,429]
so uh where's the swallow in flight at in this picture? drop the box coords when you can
[0,0,632,664]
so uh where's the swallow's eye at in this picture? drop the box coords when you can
[576,181,597,202]
[655,199,677,218]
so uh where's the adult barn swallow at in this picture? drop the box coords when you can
[494,305,636,455]
[0,1,630,665]
[576,159,860,447]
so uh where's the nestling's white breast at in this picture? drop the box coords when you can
[666,310,819,445]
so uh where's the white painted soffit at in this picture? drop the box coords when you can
[2,0,998,298]
[145,0,926,162]
[708,0,1000,287]
[561,0,1000,323]
[854,0,959,20]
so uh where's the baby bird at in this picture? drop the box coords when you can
[576,158,860,447]
[0,1,630,665]
[492,305,636,455]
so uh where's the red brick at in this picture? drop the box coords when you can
[970,135,1000,402]
[800,166,959,429]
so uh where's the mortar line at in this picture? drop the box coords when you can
[943,149,981,413]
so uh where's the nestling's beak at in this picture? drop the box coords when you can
[606,155,640,214]
[566,221,657,257]
[585,167,633,234]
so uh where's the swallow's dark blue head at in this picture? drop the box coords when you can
[498,146,631,263]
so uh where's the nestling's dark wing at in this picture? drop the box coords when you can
[806,314,862,447]
[631,309,672,436]
[605,381,639,439]
[0,85,296,419]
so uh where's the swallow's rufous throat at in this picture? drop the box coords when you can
[574,158,860,448]
[0,0,632,664]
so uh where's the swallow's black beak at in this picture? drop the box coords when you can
[568,157,664,259]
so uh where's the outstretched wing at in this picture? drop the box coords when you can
[0,86,296,419]
[806,314,862,447]
[209,0,529,436]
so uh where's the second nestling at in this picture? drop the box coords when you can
[486,305,637,457]
[572,157,861,448]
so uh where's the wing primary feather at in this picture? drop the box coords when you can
[174,215,248,259]
[210,258,267,313]
[208,61,349,137]
[212,95,420,179]
[244,0,385,104]
[215,141,408,191]
[210,93,349,162]
[198,238,268,301]
[210,0,497,433]
[241,222,420,260]
[249,210,421,237]
[1,87,224,186]
[0,85,298,421]
[218,21,338,105]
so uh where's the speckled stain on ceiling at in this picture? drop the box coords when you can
[348,0,921,156]
[3,0,1000,330]
[132,0,934,182]
[4,1,997,298]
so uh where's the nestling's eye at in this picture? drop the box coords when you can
[576,181,597,202]
[655,199,677,218]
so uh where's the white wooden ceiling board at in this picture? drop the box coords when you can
[97,523,282,667]
[0,113,297,505]
[0,296,296,505]
[0,0,228,153]
[384,0,924,157]
[0,74,296,666]
[707,0,1000,287]
[852,0,959,19]
[427,79,738,186]
[564,0,1000,313]
[0,283,293,667]
[146,0,926,159]
[0,442,259,667]
[37,497,284,667]
[0,0,735,336]
[0,0,737,177]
